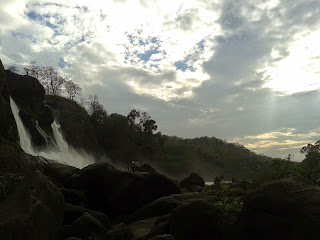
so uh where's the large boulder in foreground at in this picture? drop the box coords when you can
[0,170,64,240]
[65,162,181,217]
[63,212,107,240]
[0,148,42,174]
[180,173,205,192]
[237,173,320,239]
[169,200,226,240]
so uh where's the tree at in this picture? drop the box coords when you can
[127,109,141,125]
[40,66,65,95]
[7,65,19,73]
[88,94,107,125]
[24,61,41,79]
[301,140,320,156]
[143,119,158,134]
[64,80,82,100]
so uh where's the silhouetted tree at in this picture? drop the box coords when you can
[65,80,82,100]
[88,94,107,125]
[40,66,65,95]
[127,109,141,125]
[24,61,41,79]
[301,140,320,156]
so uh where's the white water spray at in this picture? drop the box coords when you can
[9,97,94,169]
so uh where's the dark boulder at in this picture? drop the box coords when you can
[129,217,157,239]
[0,148,42,174]
[180,173,205,192]
[125,192,210,224]
[135,163,158,174]
[149,235,175,240]
[169,200,226,240]
[42,160,79,186]
[60,188,87,206]
[0,170,64,240]
[63,203,110,227]
[5,70,45,117]
[237,173,320,239]
[0,59,17,140]
[104,223,134,240]
[65,162,181,217]
[63,212,107,240]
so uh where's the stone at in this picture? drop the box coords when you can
[169,200,226,240]
[0,170,64,240]
[180,173,205,192]
[65,162,181,217]
[237,173,320,239]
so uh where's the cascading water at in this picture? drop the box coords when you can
[9,97,94,169]
[51,120,68,151]
[10,97,35,155]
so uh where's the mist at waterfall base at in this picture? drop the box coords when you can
[10,97,95,169]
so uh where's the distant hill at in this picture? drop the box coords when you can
[157,136,273,180]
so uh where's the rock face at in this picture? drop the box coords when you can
[6,70,45,118]
[0,170,65,240]
[125,192,208,224]
[0,60,17,140]
[0,149,42,174]
[45,95,102,153]
[135,164,158,174]
[43,160,79,186]
[169,200,226,240]
[180,173,205,192]
[63,212,107,240]
[237,174,320,239]
[63,203,110,227]
[65,162,181,217]
[5,70,54,149]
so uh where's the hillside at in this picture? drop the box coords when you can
[44,95,272,180]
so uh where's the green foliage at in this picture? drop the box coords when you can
[0,173,24,200]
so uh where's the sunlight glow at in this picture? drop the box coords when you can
[263,30,320,93]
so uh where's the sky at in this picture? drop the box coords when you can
[0,0,320,161]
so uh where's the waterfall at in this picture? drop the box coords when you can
[51,120,68,151]
[9,97,94,169]
[9,97,35,155]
